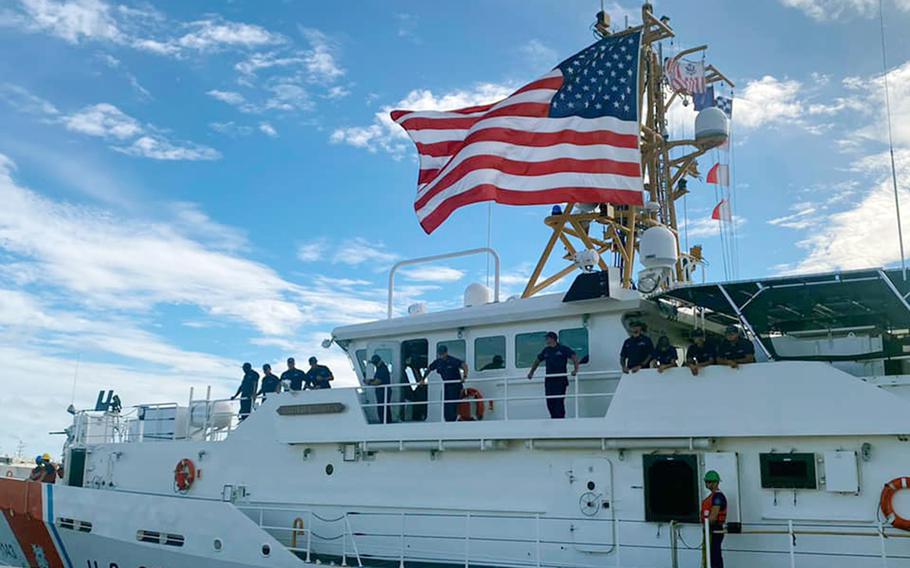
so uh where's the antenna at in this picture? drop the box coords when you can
[70,352,81,406]
[879,0,906,279]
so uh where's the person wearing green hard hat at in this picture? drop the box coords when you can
[701,470,728,567]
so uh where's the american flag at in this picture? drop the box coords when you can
[392,31,644,234]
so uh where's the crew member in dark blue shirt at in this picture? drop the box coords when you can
[620,321,654,373]
[231,362,259,421]
[368,354,392,424]
[423,345,468,422]
[716,325,755,369]
[281,357,308,391]
[305,356,334,389]
[258,364,281,400]
[527,331,578,419]
[685,329,715,375]
[652,335,678,373]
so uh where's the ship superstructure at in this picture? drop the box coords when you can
[2,4,910,568]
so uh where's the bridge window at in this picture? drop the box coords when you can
[515,332,548,368]
[437,339,466,361]
[401,339,429,384]
[355,349,367,376]
[760,453,817,489]
[475,336,506,371]
[559,327,590,364]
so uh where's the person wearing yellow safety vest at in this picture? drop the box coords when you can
[701,470,728,568]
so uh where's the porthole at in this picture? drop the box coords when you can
[325,463,334,476]
[261,543,271,557]
[213,538,223,552]
[586,481,595,491]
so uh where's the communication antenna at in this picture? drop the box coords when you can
[70,352,81,406]
[879,0,906,278]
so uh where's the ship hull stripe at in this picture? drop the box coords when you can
[45,485,73,568]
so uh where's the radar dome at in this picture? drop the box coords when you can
[639,226,678,269]
[464,283,492,307]
[408,302,427,316]
[695,107,729,145]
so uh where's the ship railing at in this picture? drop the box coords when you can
[237,504,910,567]
[72,402,183,445]
[355,369,622,424]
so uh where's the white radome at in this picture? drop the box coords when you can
[638,225,678,269]
[463,282,492,307]
[695,106,729,143]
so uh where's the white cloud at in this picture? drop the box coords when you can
[0,83,59,115]
[400,266,465,283]
[330,82,514,156]
[259,122,278,137]
[62,102,141,139]
[767,203,821,230]
[296,240,324,262]
[683,215,746,238]
[777,0,905,20]
[520,39,557,67]
[207,89,246,106]
[14,0,123,44]
[175,18,284,52]
[235,51,304,77]
[332,237,399,267]
[326,85,351,99]
[300,28,344,84]
[114,135,221,161]
[210,121,254,136]
[735,76,804,130]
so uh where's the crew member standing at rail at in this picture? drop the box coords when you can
[305,356,334,389]
[258,364,281,400]
[231,362,259,421]
[716,325,755,369]
[652,335,678,372]
[423,345,468,422]
[527,331,578,419]
[685,329,715,375]
[702,470,728,568]
[281,357,308,391]
[620,321,653,373]
[368,354,392,424]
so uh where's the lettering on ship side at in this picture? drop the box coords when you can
[86,561,161,568]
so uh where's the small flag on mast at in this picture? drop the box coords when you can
[715,95,733,118]
[706,163,729,186]
[693,86,715,111]
[666,55,706,95]
[711,199,731,221]
[392,31,645,234]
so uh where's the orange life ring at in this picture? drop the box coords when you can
[174,459,196,492]
[457,388,493,421]
[881,477,910,531]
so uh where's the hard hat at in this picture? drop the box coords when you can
[704,470,721,483]
[42,453,51,461]
[35,455,44,464]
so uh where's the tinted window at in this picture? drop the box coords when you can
[760,453,817,489]
[643,454,700,523]
[436,339,466,362]
[515,332,548,368]
[355,349,367,376]
[559,328,590,364]
[367,348,394,379]
[401,339,428,385]
[475,336,506,371]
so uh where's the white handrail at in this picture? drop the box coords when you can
[387,247,501,318]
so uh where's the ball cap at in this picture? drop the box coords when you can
[704,470,721,483]
[724,325,740,335]
[370,354,382,364]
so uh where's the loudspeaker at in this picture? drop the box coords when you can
[563,271,610,302]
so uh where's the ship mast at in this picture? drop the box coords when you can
[522,2,733,297]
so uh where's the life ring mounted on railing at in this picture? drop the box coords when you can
[457,387,493,421]
[174,459,196,493]
[880,477,910,531]
[4,471,12,478]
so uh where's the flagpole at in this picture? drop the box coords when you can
[879,0,907,279]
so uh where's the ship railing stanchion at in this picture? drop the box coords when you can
[341,513,348,567]
[788,519,796,568]
[669,520,679,568]
[464,512,471,568]
[503,377,509,421]
[535,513,541,568]
[573,373,579,418]
[306,510,313,563]
[614,519,621,567]
[704,517,712,568]
[399,512,406,568]
[879,522,889,568]
[345,513,363,567]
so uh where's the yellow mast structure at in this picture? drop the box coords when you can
[522,2,733,298]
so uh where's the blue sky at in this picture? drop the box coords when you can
[2,0,910,455]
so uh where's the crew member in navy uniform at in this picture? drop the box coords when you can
[716,325,755,369]
[231,362,259,421]
[620,321,654,373]
[258,364,281,400]
[423,345,468,422]
[527,331,579,419]
[685,329,715,375]
[702,470,728,568]
[305,356,334,389]
[368,354,392,424]
[281,357,308,391]
[652,335,678,372]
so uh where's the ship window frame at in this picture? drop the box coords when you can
[558,327,590,364]
[436,339,466,362]
[515,331,548,369]
[475,335,506,372]
[401,339,429,385]
[355,349,367,378]
[642,454,701,524]
[759,453,817,489]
